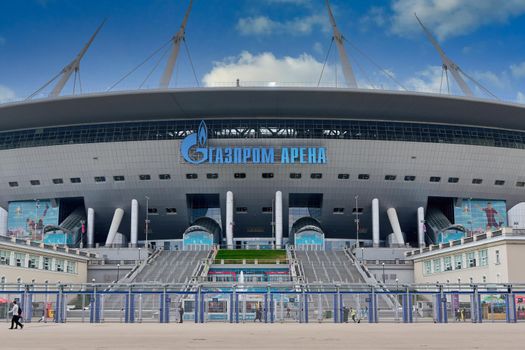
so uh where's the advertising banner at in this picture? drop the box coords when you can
[7,200,59,241]
[454,199,507,235]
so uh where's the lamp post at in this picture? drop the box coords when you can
[354,195,360,248]
[145,196,150,251]
[138,247,141,263]
[116,263,120,282]
[382,262,385,284]
[361,247,364,262]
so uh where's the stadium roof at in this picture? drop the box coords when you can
[0,88,525,132]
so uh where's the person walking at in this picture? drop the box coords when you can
[254,305,263,322]
[350,307,358,323]
[8,300,23,330]
[178,305,184,323]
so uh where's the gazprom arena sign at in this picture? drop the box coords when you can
[181,121,327,165]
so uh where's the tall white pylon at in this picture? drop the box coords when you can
[325,0,358,88]
[160,0,194,88]
[50,20,106,97]
[415,13,473,97]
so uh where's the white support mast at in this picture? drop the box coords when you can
[325,0,358,88]
[415,14,473,97]
[159,0,194,89]
[49,19,106,97]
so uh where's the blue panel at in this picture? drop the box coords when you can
[183,231,213,249]
[295,231,324,248]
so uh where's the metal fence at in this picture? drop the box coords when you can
[1,282,524,324]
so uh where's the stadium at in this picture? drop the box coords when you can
[2,0,525,333]
[2,88,525,250]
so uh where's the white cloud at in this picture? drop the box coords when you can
[404,65,446,93]
[202,51,334,87]
[313,42,324,55]
[389,0,525,40]
[510,62,525,79]
[236,14,327,36]
[517,92,525,104]
[471,70,505,90]
[0,85,16,103]
[360,7,387,31]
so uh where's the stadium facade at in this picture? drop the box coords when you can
[1,88,525,249]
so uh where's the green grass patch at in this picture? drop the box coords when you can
[215,249,286,261]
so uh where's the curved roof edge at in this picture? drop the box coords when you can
[1,87,525,132]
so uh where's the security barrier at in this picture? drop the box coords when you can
[0,282,523,324]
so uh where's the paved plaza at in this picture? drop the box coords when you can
[0,323,524,349]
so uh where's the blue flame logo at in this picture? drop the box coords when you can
[181,121,209,164]
[197,120,207,147]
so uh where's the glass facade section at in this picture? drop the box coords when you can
[1,119,525,151]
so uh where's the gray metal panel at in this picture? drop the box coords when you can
[1,137,525,244]
[1,88,525,132]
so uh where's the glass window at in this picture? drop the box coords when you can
[472,178,483,184]
[262,207,273,214]
[94,176,106,183]
[30,180,40,186]
[165,208,177,215]
[186,173,198,179]
[15,253,25,267]
[495,250,500,265]
[467,252,476,268]
[495,180,505,186]
[234,173,246,179]
[0,250,10,265]
[444,256,452,271]
[262,173,274,179]
[206,173,218,179]
[433,258,441,273]
[479,249,488,266]
[424,260,432,275]
[404,175,416,182]
[454,254,463,270]
[28,255,38,269]
[52,178,64,184]
[55,259,64,272]
[429,176,441,183]
[385,175,396,181]
[8,181,18,187]
[516,181,525,187]
[448,177,459,183]
[66,261,76,274]
[358,174,370,180]
[43,257,50,270]
[113,175,125,182]
[311,173,323,179]
[70,177,81,183]
[333,208,344,214]
[159,174,171,180]
[290,173,302,179]
[236,207,248,214]
[148,208,158,215]
[338,174,349,179]
[139,174,151,181]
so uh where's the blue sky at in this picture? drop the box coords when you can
[1,0,525,103]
